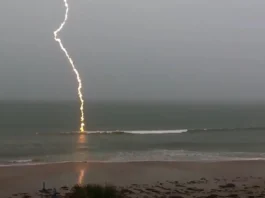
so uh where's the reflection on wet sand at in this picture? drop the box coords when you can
[77,133,87,185]
[78,169,85,185]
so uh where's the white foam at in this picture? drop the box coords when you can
[123,130,188,134]
[106,150,265,162]
[9,159,33,163]
[71,129,188,135]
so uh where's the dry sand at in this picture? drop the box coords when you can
[1,160,265,197]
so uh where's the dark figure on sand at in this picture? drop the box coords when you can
[52,188,58,198]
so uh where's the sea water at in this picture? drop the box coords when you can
[1,101,265,165]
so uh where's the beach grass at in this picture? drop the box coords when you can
[69,184,122,198]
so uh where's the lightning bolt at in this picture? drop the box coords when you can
[54,0,85,132]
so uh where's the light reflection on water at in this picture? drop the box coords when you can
[78,133,86,144]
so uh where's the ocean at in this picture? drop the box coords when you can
[1,101,265,166]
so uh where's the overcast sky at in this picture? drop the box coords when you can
[0,0,265,102]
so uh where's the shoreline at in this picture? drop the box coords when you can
[2,158,265,167]
[2,160,265,197]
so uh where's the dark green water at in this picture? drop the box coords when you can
[2,101,265,131]
[1,101,265,165]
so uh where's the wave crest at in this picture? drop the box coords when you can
[9,159,34,163]
[37,127,265,136]
[65,129,188,135]
[0,158,42,166]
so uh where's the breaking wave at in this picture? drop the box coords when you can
[9,159,34,163]
[2,150,265,167]
[63,129,188,135]
[0,158,42,166]
[35,127,265,136]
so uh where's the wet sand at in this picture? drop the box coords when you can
[2,160,265,197]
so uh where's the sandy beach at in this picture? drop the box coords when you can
[1,160,265,197]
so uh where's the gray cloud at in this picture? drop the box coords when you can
[0,0,265,102]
